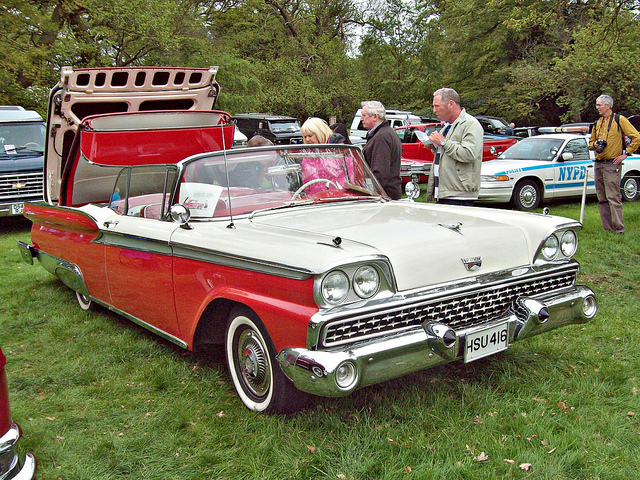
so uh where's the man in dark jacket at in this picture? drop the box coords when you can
[361,101,402,199]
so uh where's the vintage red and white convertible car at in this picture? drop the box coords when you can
[18,67,597,413]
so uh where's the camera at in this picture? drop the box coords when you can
[595,139,607,153]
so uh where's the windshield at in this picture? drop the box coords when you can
[499,137,564,161]
[178,145,385,219]
[269,121,301,133]
[0,122,45,156]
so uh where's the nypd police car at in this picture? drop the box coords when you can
[478,132,640,210]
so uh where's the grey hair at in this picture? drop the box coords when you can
[361,100,386,120]
[597,94,613,108]
[433,87,461,106]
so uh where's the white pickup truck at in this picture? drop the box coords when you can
[478,132,640,210]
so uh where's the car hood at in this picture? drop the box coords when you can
[179,202,569,291]
[0,153,44,173]
[481,158,551,175]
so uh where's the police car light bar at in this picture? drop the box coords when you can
[538,126,590,133]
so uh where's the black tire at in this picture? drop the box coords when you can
[75,291,98,311]
[225,307,307,414]
[621,174,639,202]
[511,179,541,210]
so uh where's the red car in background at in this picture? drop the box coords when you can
[0,346,36,479]
[396,123,518,185]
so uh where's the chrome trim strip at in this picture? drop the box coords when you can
[96,229,313,280]
[171,243,313,280]
[90,297,189,350]
[94,231,173,256]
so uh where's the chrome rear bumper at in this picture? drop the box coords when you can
[0,422,37,480]
[277,285,596,398]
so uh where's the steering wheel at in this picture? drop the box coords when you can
[292,178,339,199]
[22,142,41,148]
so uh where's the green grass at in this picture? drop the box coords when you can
[1,200,639,480]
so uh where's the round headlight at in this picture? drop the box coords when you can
[541,234,559,260]
[560,230,578,257]
[353,266,380,299]
[321,271,349,305]
[335,361,358,390]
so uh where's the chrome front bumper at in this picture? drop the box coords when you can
[277,285,596,398]
[0,422,37,480]
[477,183,514,203]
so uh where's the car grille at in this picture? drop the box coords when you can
[321,266,578,347]
[0,172,44,202]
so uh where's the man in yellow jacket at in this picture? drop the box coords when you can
[589,94,640,234]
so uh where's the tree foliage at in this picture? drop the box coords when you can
[1,0,639,124]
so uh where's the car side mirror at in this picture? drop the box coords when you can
[560,152,574,162]
[170,204,193,229]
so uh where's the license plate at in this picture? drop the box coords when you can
[464,322,509,362]
[11,203,24,215]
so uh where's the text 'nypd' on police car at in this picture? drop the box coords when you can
[477,126,640,210]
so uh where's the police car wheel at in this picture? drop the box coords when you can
[621,174,639,202]
[512,179,541,210]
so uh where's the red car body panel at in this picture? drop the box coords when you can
[172,257,317,351]
[397,123,518,183]
[27,205,109,303]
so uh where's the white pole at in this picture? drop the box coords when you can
[580,165,593,224]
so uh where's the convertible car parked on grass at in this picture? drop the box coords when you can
[18,67,597,414]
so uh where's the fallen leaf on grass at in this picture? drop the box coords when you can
[216,411,226,418]
[337,474,347,480]
[405,466,412,473]
[503,459,515,464]
[520,463,532,471]
[46,417,56,421]
[627,411,634,417]
[306,445,316,453]
[473,452,489,462]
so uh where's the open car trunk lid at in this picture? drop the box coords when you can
[45,66,221,203]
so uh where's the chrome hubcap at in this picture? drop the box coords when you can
[623,179,638,199]
[237,329,269,397]
[519,186,536,208]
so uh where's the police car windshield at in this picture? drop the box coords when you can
[500,137,564,161]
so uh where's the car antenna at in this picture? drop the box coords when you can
[222,122,236,229]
